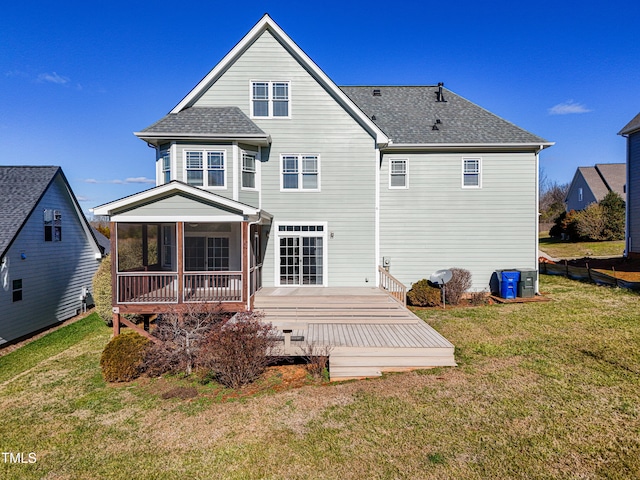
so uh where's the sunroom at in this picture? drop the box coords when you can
[92,182,271,322]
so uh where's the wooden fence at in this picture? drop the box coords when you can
[540,262,640,291]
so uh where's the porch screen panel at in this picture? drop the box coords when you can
[185,237,206,271]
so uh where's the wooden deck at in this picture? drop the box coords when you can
[254,287,456,381]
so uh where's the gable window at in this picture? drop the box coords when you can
[242,153,256,189]
[281,154,319,191]
[578,187,583,202]
[161,151,171,183]
[462,158,481,188]
[44,209,62,242]
[185,150,225,188]
[251,81,290,118]
[12,279,22,302]
[389,159,408,188]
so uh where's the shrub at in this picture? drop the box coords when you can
[92,255,112,326]
[600,191,625,240]
[144,306,224,376]
[445,268,472,305]
[407,279,442,307]
[301,342,333,380]
[100,331,151,382]
[199,311,279,389]
[549,210,580,239]
[574,203,607,241]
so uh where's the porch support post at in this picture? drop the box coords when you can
[112,313,120,336]
[177,222,184,304]
[242,221,250,309]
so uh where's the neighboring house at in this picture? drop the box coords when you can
[0,166,103,345]
[619,112,640,257]
[93,14,552,323]
[565,163,626,212]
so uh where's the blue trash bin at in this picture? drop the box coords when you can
[500,271,520,299]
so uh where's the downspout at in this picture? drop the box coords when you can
[375,146,381,287]
[535,147,541,294]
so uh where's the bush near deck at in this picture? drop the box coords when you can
[1,277,639,480]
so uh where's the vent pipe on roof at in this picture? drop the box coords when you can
[373,89,381,96]
[436,82,446,102]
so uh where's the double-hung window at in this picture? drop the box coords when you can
[44,209,62,242]
[161,151,171,183]
[242,153,256,189]
[462,158,481,188]
[251,81,290,118]
[281,154,319,191]
[389,159,408,188]
[185,150,225,188]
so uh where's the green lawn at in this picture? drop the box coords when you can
[539,233,625,259]
[1,277,639,479]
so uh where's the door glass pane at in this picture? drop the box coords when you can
[302,237,323,285]
[279,237,299,285]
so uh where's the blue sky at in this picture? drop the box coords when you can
[2,1,639,214]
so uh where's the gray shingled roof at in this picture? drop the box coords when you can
[574,163,626,203]
[595,163,626,201]
[138,106,267,136]
[340,86,548,145]
[0,166,60,257]
[619,112,640,136]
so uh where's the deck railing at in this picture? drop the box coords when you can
[183,272,243,302]
[378,266,407,307]
[117,273,178,303]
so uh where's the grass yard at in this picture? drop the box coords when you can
[1,276,639,479]
[539,233,625,259]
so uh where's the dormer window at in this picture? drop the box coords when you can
[251,81,290,118]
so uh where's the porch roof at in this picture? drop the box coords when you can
[92,181,272,223]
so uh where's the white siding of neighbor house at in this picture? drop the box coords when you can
[191,29,377,287]
[379,152,538,291]
[0,175,101,344]
[628,132,640,254]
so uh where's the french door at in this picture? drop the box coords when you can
[278,228,325,286]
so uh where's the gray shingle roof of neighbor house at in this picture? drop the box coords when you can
[135,106,268,141]
[594,163,626,201]
[0,166,60,258]
[340,85,550,145]
[619,112,640,135]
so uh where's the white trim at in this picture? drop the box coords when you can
[462,157,482,189]
[279,154,321,192]
[232,143,239,201]
[182,149,228,190]
[535,150,540,294]
[111,215,247,223]
[249,80,291,119]
[169,14,388,145]
[93,182,262,217]
[273,221,328,287]
[384,142,554,152]
[388,158,409,189]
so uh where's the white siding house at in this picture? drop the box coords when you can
[94,14,552,319]
[0,167,103,345]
